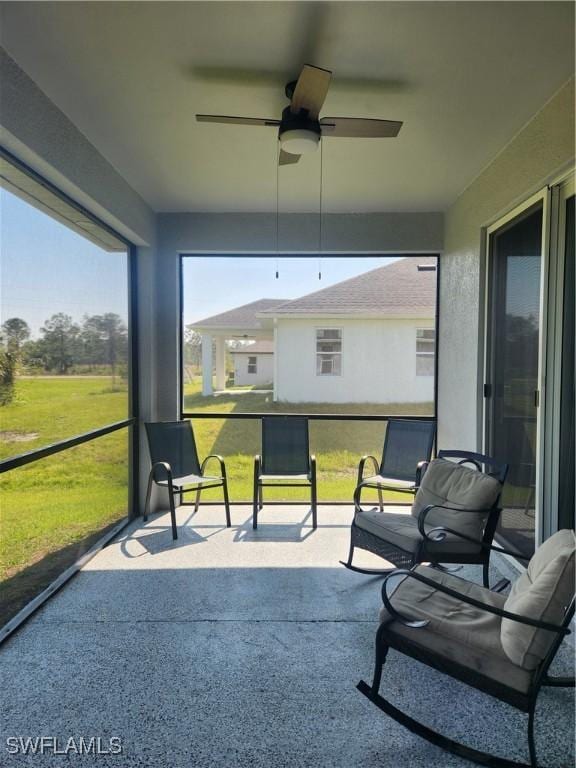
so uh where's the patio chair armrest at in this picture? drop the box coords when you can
[200,454,226,477]
[415,460,429,488]
[151,461,173,484]
[357,455,380,485]
[381,568,570,635]
[353,479,383,515]
[309,455,317,479]
[416,504,530,561]
[381,570,430,629]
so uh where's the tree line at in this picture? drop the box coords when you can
[0,313,128,405]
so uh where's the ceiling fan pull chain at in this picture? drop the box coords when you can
[318,140,323,280]
[276,139,280,279]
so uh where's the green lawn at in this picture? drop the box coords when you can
[183,378,434,503]
[0,376,129,625]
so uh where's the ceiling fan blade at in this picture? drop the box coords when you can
[290,64,332,119]
[196,115,280,127]
[320,117,403,138]
[279,150,301,166]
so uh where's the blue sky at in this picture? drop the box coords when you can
[1,189,128,338]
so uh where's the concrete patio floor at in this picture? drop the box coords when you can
[1,504,574,767]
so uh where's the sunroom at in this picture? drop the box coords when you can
[0,2,574,767]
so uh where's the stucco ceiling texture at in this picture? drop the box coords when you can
[0,2,574,214]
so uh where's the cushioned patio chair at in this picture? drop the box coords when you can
[253,416,316,530]
[144,421,231,540]
[357,529,575,768]
[356,418,436,511]
[342,450,508,587]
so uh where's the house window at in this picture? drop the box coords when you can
[416,328,435,376]
[316,328,342,375]
[247,356,257,374]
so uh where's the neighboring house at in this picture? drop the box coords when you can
[230,340,274,387]
[191,299,286,394]
[192,258,436,403]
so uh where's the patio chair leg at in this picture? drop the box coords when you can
[253,460,260,530]
[371,625,389,694]
[167,483,178,540]
[339,541,395,576]
[483,561,491,589]
[527,708,538,768]
[143,470,154,522]
[194,487,202,513]
[258,485,263,510]
[222,478,231,528]
[378,487,384,513]
[311,481,317,530]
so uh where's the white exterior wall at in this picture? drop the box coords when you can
[275,318,434,404]
[234,354,274,387]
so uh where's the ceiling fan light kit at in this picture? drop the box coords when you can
[279,128,320,155]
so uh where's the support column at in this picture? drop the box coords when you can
[215,336,226,391]
[201,333,213,396]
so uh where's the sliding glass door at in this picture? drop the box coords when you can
[556,181,575,531]
[485,199,544,556]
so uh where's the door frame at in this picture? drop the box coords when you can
[482,187,550,549]
[542,173,575,538]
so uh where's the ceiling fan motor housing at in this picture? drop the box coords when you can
[279,106,321,155]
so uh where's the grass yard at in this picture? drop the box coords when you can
[183,378,434,504]
[0,377,129,625]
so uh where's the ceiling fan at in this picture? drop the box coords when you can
[196,64,403,165]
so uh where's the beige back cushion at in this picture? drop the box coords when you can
[501,529,575,670]
[411,459,502,548]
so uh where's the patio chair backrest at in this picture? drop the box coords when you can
[501,529,575,670]
[261,417,310,475]
[380,419,436,482]
[411,458,503,551]
[145,421,201,478]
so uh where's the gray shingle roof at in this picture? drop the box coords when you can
[191,299,289,330]
[230,340,274,355]
[259,258,436,317]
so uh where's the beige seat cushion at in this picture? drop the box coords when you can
[501,529,575,670]
[410,459,503,553]
[157,474,222,487]
[361,475,415,491]
[379,566,532,693]
[259,474,310,482]
[355,509,483,556]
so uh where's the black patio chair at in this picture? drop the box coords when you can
[356,418,436,511]
[357,529,575,768]
[144,421,231,540]
[253,416,316,530]
[342,450,509,587]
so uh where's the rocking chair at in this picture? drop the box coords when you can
[342,450,508,588]
[357,529,575,768]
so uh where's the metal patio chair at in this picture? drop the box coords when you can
[357,529,576,768]
[144,421,231,540]
[342,450,509,587]
[253,416,317,530]
[356,418,436,511]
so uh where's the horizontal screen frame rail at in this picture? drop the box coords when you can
[0,418,135,473]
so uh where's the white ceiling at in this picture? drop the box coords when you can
[1,2,574,214]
